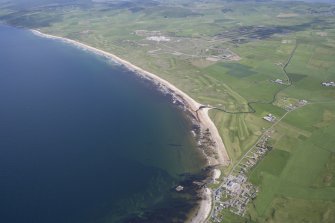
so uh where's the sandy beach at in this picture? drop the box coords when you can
[31,29,230,223]
[188,188,212,223]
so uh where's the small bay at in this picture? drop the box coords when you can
[0,25,206,223]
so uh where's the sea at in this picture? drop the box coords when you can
[0,25,207,223]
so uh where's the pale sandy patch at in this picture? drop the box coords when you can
[188,188,212,223]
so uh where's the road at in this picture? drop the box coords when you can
[205,42,299,223]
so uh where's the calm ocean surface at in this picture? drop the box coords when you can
[0,25,206,223]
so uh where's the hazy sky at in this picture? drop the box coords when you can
[1,0,333,9]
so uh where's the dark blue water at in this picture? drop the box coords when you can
[0,26,206,223]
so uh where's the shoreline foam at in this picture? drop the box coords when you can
[31,29,230,223]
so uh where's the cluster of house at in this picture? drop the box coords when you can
[211,134,272,222]
[212,174,258,222]
[146,36,171,42]
[263,113,276,122]
[284,99,308,111]
[321,81,335,87]
[299,99,308,106]
[205,48,241,62]
[239,137,271,174]
[272,79,285,85]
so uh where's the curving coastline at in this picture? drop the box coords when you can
[31,29,230,223]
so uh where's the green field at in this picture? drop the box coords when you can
[248,103,335,222]
[1,0,335,222]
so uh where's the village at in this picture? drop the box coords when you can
[210,97,309,222]
[212,174,257,220]
[211,133,272,222]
